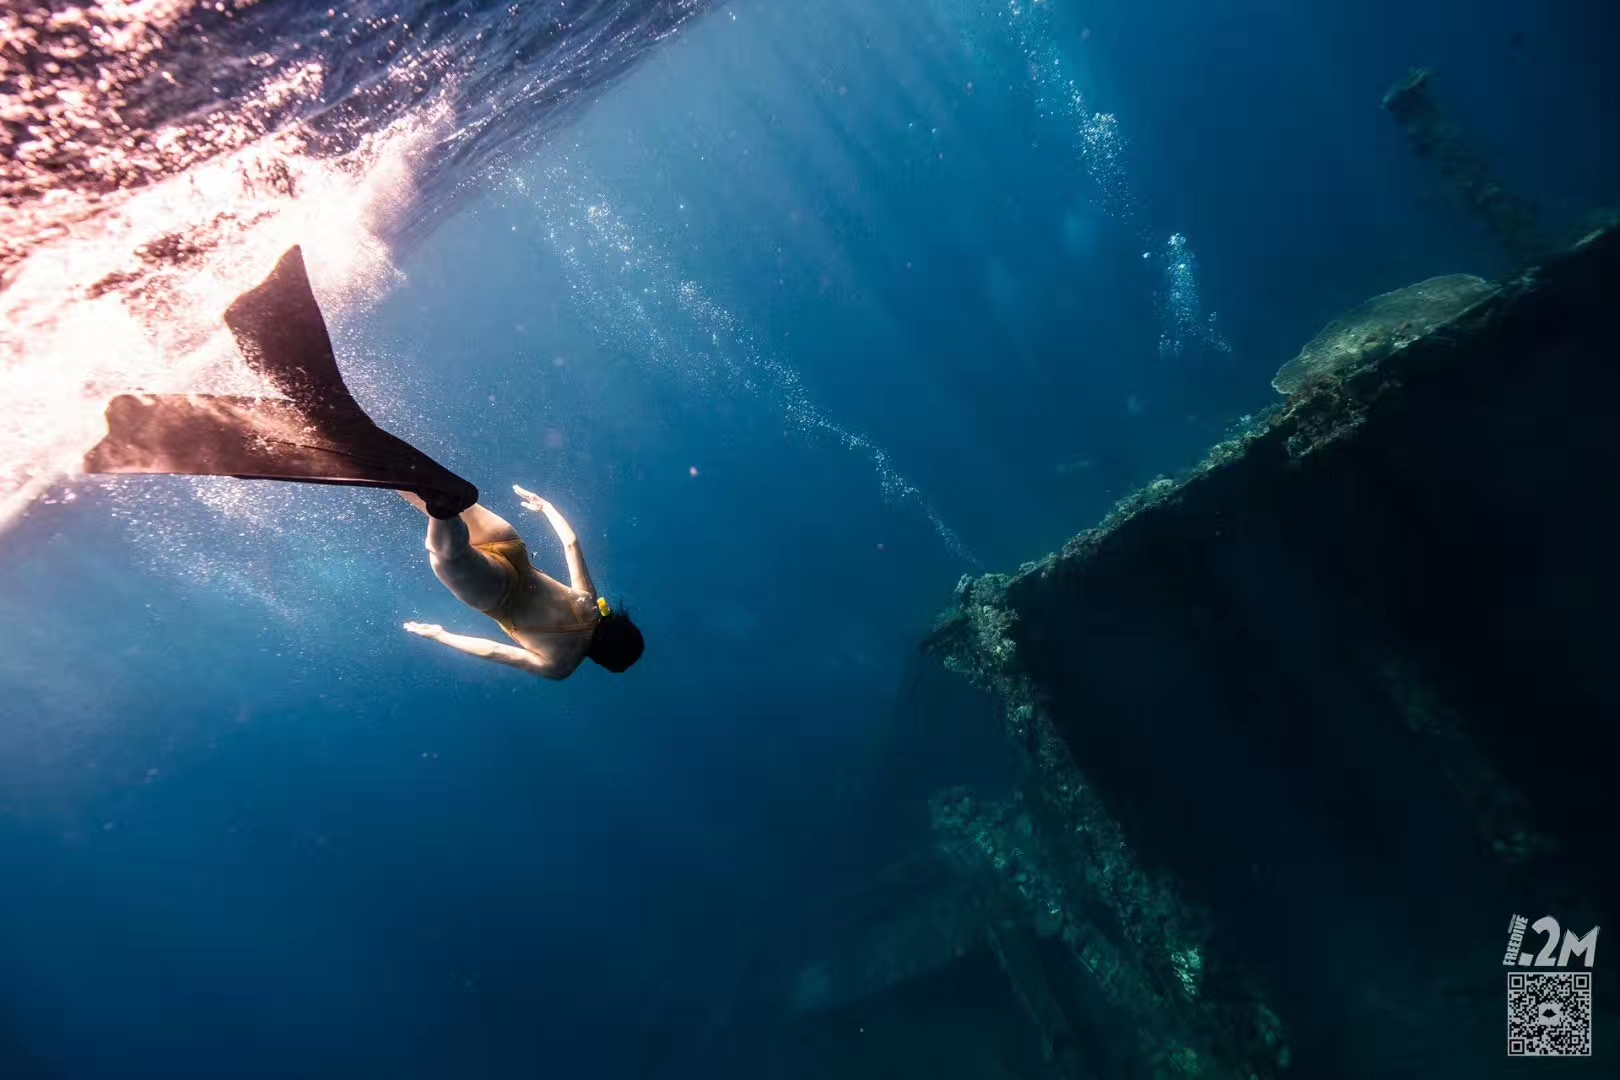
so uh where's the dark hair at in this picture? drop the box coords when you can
[588,605,645,673]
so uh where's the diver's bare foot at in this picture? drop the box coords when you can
[397,489,428,513]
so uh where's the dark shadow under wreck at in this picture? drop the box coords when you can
[911,223,1620,1078]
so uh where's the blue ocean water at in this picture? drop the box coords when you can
[1,0,1617,1076]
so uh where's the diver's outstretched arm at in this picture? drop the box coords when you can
[403,622,555,678]
[513,486,596,596]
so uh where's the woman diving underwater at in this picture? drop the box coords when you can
[400,484,644,678]
[83,245,644,679]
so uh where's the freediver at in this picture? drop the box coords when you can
[83,244,643,678]
[399,484,644,678]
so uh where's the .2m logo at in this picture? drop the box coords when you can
[1504,915,1600,969]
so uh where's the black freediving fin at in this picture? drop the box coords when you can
[82,245,479,518]
[223,244,364,418]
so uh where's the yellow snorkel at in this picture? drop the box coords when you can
[597,597,612,618]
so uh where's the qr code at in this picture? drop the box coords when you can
[1508,972,1592,1056]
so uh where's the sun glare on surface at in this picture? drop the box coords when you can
[1,15,448,538]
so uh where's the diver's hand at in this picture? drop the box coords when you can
[515,484,578,547]
[403,621,445,639]
[513,484,550,513]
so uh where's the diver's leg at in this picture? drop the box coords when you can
[397,490,519,610]
[459,503,520,546]
[398,490,518,546]
[424,513,508,612]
